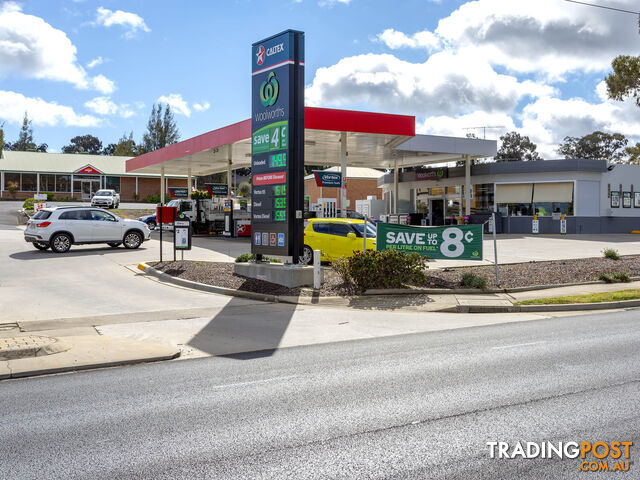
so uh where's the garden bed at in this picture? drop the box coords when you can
[150,255,640,296]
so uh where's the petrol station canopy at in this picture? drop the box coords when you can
[125,107,497,176]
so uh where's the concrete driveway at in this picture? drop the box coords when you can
[0,201,257,324]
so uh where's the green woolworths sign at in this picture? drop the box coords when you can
[376,223,483,260]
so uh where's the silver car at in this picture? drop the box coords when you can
[25,206,151,253]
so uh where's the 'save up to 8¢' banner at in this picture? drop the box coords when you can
[376,223,483,261]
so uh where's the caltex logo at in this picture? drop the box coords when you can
[256,45,265,66]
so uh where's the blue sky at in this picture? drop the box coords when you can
[1,0,639,157]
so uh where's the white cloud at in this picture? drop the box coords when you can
[95,7,150,38]
[319,0,351,6]
[0,90,100,127]
[377,0,640,80]
[91,74,115,94]
[306,51,553,116]
[376,29,439,50]
[0,3,116,92]
[192,101,210,112]
[86,56,104,69]
[157,93,191,117]
[84,96,137,118]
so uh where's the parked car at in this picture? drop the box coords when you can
[336,209,377,223]
[91,189,120,209]
[300,218,377,264]
[24,206,151,253]
[138,214,157,230]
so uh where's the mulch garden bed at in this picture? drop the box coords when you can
[149,255,640,297]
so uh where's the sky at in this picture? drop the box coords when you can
[0,0,639,158]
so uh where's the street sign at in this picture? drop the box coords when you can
[313,170,342,188]
[205,183,229,197]
[251,30,305,261]
[376,223,483,260]
[168,187,189,199]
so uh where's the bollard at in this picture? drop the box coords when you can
[313,249,322,290]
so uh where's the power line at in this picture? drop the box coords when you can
[563,0,640,15]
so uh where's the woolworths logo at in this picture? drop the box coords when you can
[260,71,279,107]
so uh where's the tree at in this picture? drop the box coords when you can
[141,103,180,153]
[626,142,640,164]
[113,131,138,156]
[0,122,5,153]
[13,112,36,151]
[62,134,103,154]
[102,143,116,156]
[558,131,628,163]
[495,132,541,162]
[606,55,640,106]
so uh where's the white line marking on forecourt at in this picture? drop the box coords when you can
[491,341,547,350]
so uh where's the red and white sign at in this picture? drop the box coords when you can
[236,220,251,237]
[269,233,277,246]
[256,45,265,65]
[253,171,286,186]
[74,164,103,175]
[34,202,46,212]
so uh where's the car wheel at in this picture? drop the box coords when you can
[50,233,72,253]
[300,245,313,265]
[107,242,121,248]
[123,231,143,249]
[33,243,49,251]
[147,220,156,230]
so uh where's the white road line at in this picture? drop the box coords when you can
[491,341,547,350]
[210,375,298,390]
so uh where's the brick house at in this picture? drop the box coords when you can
[0,151,186,201]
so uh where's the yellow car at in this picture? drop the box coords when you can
[301,218,377,264]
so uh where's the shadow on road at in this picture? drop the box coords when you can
[187,294,297,360]
[10,245,151,260]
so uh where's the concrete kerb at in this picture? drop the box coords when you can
[136,263,640,313]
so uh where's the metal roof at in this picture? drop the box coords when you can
[126,107,497,176]
[0,151,175,177]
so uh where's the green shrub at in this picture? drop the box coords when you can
[461,272,488,289]
[603,248,620,260]
[234,253,282,263]
[143,193,161,204]
[43,191,54,201]
[345,249,428,292]
[22,197,34,209]
[598,271,630,283]
[331,257,351,284]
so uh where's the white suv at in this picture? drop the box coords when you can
[25,206,151,253]
[91,189,120,209]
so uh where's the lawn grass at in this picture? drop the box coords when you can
[516,289,640,305]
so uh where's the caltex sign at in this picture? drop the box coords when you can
[376,223,483,260]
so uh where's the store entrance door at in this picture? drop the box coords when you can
[81,180,100,201]
[430,198,444,226]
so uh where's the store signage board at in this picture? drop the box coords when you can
[205,183,229,197]
[376,223,483,261]
[168,187,189,199]
[251,30,305,260]
[313,171,342,188]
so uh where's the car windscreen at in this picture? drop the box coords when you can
[167,200,180,207]
[32,210,52,219]
[352,223,377,237]
[95,190,112,196]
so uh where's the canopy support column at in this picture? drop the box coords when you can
[187,168,192,198]
[160,167,165,205]
[393,157,399,214]
[227,145,233,195]
[340,132,347,217]
[465,155,471,216]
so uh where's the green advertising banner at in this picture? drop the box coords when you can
[376,223,483,260]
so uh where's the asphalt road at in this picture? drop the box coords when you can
[2,310,639,479]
